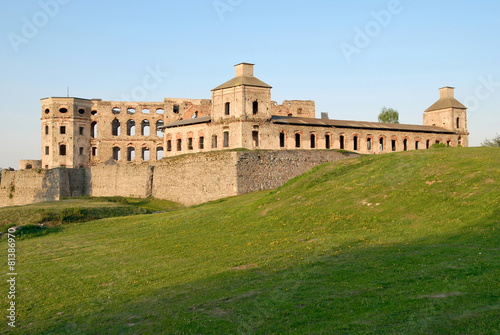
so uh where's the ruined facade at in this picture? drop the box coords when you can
[32,63,468,170]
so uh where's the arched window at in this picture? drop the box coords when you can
[280,132,286,148]
[177,139,182,151]
[127,108,136,115]
[456,117,460,129]
[91,110,97,115]
[45,125,49,135]
[325,134,331,149]
[156,120,164,137]
[127,147,135,161]
[142,147,150,161]
[367,137,372,151]
[353,135,359,151]
[223,132,229,148]
[113,147,121,160]
[142,108,150,114]
[156,108,164,114]
[340,135,345,150]
[295,133,301,148]
[112,107,121,114]
[253,101,259,115]
[141,120,150,136]
[59,144,67,156]
[173,105,179,114]
[252,131,259,147]
[379,137,384,151]
[403,139,408,151]
[91,122,97,138]
[156,147,164,160]
[225,102,230,116]
[310,134,316,148]
[112,119,120,136]
[127,120,136,136]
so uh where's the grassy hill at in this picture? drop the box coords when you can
[3,147,499,334]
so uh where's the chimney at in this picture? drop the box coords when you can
[321,112,329,120]
[235,63,254,77]
[440,86,455,99]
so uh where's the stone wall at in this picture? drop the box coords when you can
[87,164,154,198]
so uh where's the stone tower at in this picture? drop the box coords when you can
[41,97,93,169]
[423,87,469,146]
[211,63,273,121]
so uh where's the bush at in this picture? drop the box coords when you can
[431,143,447,148]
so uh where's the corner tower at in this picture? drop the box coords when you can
[423,87,469,146]
[41,97,93,169]
[211,63,273,121]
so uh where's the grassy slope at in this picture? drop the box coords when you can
[4,147,499,334]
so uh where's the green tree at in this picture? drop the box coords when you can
[481,134,500,147]
[378,107,399,124]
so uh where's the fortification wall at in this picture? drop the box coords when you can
[87,165,154,198]
[0,168,86,208]
[152,152,239,206]
[236,150,355,194]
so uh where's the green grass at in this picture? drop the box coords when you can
[2,147,499,334]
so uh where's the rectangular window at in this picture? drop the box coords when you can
[199,136,204,149]
[367,138,372,151]
[177,139,182,151]
[325,135,331,149]
[45,146,49,155]
[167,140,172,152]
[225,102,230,116]
[252,131,259,147]
[79,127,84,136]
[295,133,301,148]
[212,135,217,148]
[59,144,66,156]
[79,147,84,156]
[45,125,49,135]
[353,136,359,151]
[60,126,66,135]
[223,132,229,148]
[310,134,316,148]
[426,140,430,149]
[280,132,286,148]
[415,141,419,150]
[380,138,384,151]
[92,147,97,156]
[188,138,193,150]
[392,140,397,151]
[340,135,345,150]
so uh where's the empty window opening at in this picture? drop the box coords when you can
[288,113,293,117]
[156,120,164,137]
[156,108,164,114]
[45,125,49,135]
[112,119,120,136]
[252,131,259,147]
[156,147,164,160]
[91,122,97,138]
[192,111,198,119]
[297,108,303,115]
[456,117,460,129]
[59,108,68,114]
[78,109,85,115]
[379,138,384,151]
[127,147,135,161]
[60,126,66,135]
[340,135,345,150]
[45,146,49,155]
[141,120,150,136]
[199,136,204,149]
[225,102,230,116]
[458,136,462,146]
[60,164,66,168]
[295,133,301,148]
[127,108,136,115]
[403,139,408,151]
[92,147,97,157]
[435,140,440,144]
[173,105,179,114]
[44,108,50,114]
[310,134,316,148]
[127,120,136,136]
[415,141,419,150]
[252,101,258,115]
[188,138,193,150]
[91,110,97,115]
[392,140,397,151]
[212,135,218,148]
[223,132,229,148]
[113,147,121,161]
[26,164,32,169]
[45,165,48,169]
[447,140,451,147]
[177,139,182,151]
[79,127,84,136]
[142,108,150,114]
[112,107,121,114]
[142,148,150,161]
[353,136,359,151]
[367,138,372,151]
[59,144,66,156]
[79,147,84,156]
[167,140,172,152]
[326,134,331,149]
[426,140,430,149]
[280,132,286,148]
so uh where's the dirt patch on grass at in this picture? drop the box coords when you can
[417,292,462,299]
[232,263,259,271]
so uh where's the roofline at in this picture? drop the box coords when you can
[40,97,93,101]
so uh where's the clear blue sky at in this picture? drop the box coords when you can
[1,0,499,168]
